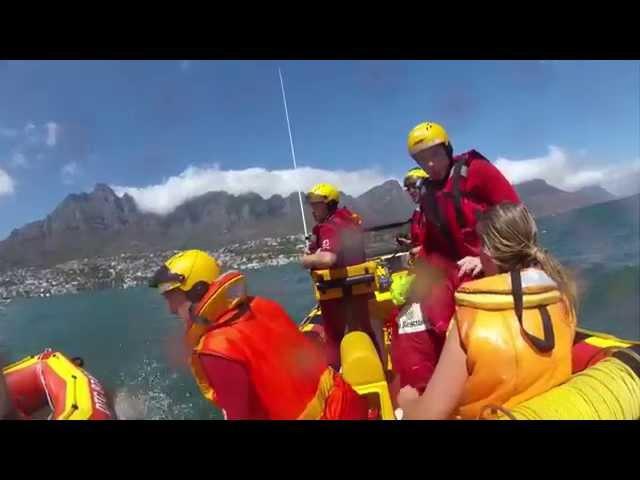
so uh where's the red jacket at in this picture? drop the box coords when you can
[409,207,425,247]
[310,207,374,368]
[310,207,366,267]
[420,150,520,262]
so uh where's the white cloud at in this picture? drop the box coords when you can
[1,122,58,146]
[601,159,640,197]
[494,146,640,196]
[9,152,27,168]
[0,168,14,196]
[46,122,59,147]
[0,121,60,169]
[61,162,80,185]
[113,165,390,216]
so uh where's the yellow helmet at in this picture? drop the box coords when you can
[407,122,450,156]
[403,167,429,187]
[149,249,220,301]
[307,183,340,204]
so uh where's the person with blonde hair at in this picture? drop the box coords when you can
[396,203,577,419]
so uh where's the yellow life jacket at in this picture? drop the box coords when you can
[453,268,576,419]
[310,260,378,302]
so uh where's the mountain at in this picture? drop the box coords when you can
[352,180,415,227]
[537,193,639,268]
[515,179,615,217]
[0,178,620,270]
[0,181,415,270]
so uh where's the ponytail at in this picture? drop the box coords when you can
[478,203,578,313]
[531,246,578,313]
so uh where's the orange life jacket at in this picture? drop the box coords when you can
[453,268,576,419]
[186,273,367,419]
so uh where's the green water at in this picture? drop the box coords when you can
[1,198,638,419]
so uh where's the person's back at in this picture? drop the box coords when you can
[194,295,332,420]
[314,206,367,267]
[453,268,576,419]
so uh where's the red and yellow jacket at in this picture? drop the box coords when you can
[186,272,368,420]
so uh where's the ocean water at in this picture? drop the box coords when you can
[1,214,638,419]
[0,264,317,420]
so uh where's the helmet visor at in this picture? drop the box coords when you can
[403,178,419,189]
[306,192,327,204]
[149,265,186,293]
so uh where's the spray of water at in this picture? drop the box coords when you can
[112,355,219,420]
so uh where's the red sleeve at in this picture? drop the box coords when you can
[316,223,340,254]
[467,159,520,206]
[410,210,425,246]
[309,224,320,252]
[198,354,251,420]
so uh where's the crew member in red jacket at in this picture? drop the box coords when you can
[150,249,368,420]
[396,167,429,258]
[393,121,521,391]
[301,183,379,369]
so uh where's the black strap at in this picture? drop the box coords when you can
[419,157,470,259]
[364,219,412,233]
[612,345,640,378]
[451,159,467,229]
[533,305,556,353]
[191,302,249,332]
[573,329,592,344]
[510,270,556,353]
[420,183,458,258]
[450,152,491,231]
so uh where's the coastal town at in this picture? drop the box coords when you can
[0,234,307,303]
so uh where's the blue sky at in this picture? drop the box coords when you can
[0,60,638,238]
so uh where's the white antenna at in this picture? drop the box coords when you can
[278,67,309,240]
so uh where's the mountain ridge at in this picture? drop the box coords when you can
[0,178,618,270]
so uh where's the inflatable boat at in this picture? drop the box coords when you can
[300,247,640,420]
[3,349,115,420]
